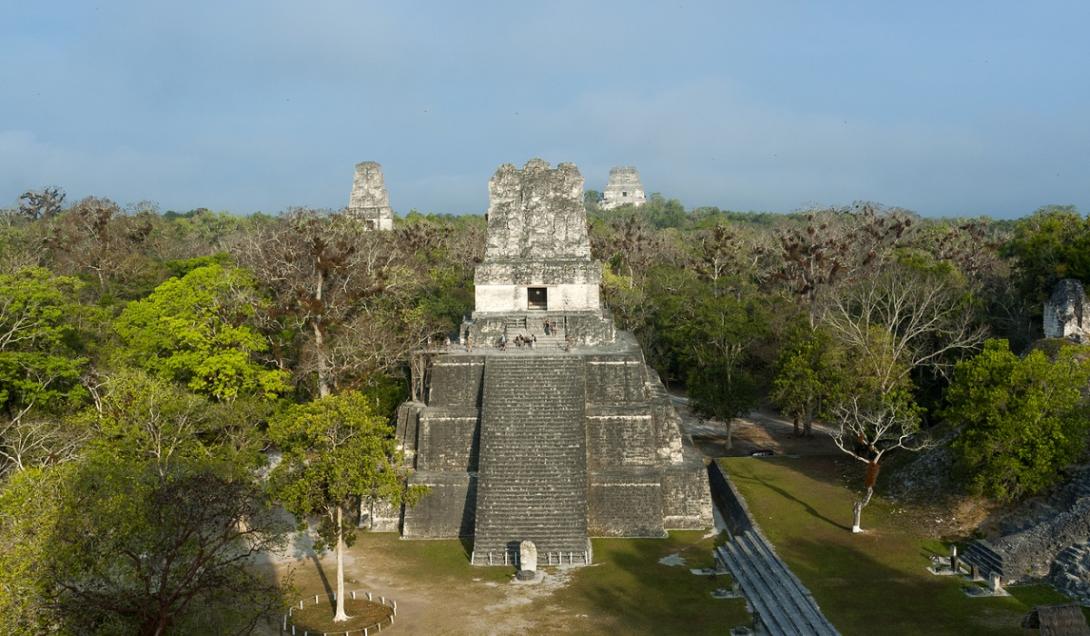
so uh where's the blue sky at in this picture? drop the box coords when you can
[2,1,1088,218]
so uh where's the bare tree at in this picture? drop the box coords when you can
[830,394,930,532]
[822,262,985,392]
[0,404,86,476]
[18,186,65,221]
[822,259,984,532]
[238,209,424,397]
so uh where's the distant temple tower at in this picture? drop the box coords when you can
[347,161,394,230]
[1044,279,1090,342]
[394,159,710,567]
[600,165,647,210]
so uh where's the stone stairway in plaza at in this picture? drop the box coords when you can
[503,315,567,349]
[716,529,840,636]
[471,355,591,565]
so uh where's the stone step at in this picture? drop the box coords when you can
[961,540,1005,579]
[473,355,590,561]
[718,542,801,636]
[716,531,839,636]
[742,531,837,633]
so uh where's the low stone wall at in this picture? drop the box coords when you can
[401,472,476,538]
[994,498,1090,581]
[707,461,754,536]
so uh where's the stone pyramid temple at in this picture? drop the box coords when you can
[395,159,710,566]
[347,161,394,230]
[601,165,647,210]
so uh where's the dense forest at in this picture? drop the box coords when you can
[2,187,1089,633]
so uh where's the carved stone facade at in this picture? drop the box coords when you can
[394,159,710,566]
[1043,279,1090,342]
[475,160,601,315]
[601,165,647,210]
[347,161,394,231]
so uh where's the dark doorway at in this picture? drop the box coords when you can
[527,287,547,311]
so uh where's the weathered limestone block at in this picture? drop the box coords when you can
[346,161,394,230]
[1043,278,1090,342]
[601,165,647,210]
[474,159,604,316]
[482,159,591,262]
[401,472,476,538]
[519,540,538,572]
[588,466,666,537]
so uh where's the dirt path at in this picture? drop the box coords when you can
[671,394,839,458]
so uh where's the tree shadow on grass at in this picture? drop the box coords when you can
[730,464,853,532]
[569,536,750,636]
[308,553,336,612]
[778,536,1044,636]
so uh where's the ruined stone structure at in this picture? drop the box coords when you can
[962,468,1090,589]
[1043,278,1090,342]
[347,161,394,230]
[601,166,647,210]
[395,159,710,566]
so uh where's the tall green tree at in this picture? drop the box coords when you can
[944,339,1090,501]
[651,267,768,446]
[269,391,421,623]
[45,456,288,636]
[114,263,288,401]
[0,267,89,416]
[770,324,846,436]
[1003,205,1090,301]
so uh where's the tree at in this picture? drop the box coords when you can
[770,324,846,436]
[821,255,983,532]
[1003,205,1090,301]
[269,391,421,622]
[45,457,289,635]
[830,382,926,533]
[114,263,289,401]
[772,204,913,328]
[43,196,163,300]
[0,466,66,633]
[238,209,421,398]
[18,186,65,221]
[944,339,1090,502]
[0,267,89,417]
[651,267,768,447]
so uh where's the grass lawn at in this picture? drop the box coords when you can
[553,531,750,635]
[289,598,391,633]
[283,530,749,635]
[722,456,1085,636]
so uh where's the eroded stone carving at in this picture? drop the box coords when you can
[1043,278,1090,342]
[347,161,394,231]
[474,159,603,316]
[601,165,647,210]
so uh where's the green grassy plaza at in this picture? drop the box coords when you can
[281,530,749,635]
[722,455,1087,635]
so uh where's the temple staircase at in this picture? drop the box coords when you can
[472,355,590,565]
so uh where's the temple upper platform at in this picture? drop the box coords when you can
[474,159,602,314]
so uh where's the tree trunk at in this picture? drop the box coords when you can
[333,505,349,622]
[313,321,330,398]
[792,414,800,437]
[725,419,733,449]
[851,461,880,533]
[313,269,331,398]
